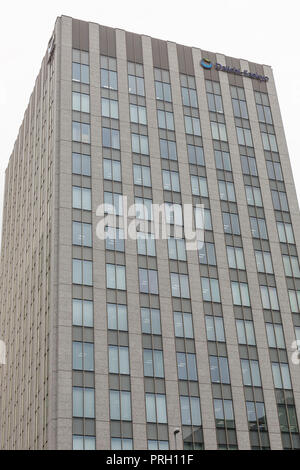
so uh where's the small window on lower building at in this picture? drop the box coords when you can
[111,438,133,450]
[73,435,96,450]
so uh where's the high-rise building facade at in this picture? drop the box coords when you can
[1,15,300,450]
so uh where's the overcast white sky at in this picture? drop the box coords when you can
[0,0,300,237]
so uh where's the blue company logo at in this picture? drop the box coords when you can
[200,59,269,82]
[200,58,213,69]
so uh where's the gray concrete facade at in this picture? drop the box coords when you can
[1,15,300,450]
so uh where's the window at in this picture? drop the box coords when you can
[195,207,212,231]
[148,440,169,450]
[145,394,167,423]
[133,164,151,187]
[100,56,117,90]
[215,150,231,171]
[72,122,90,143]
[278,405,298,433]
[72,152,91,176]
[255,92,273,124]
[73,436,96,450]
[101,98,119,119]
[132,133,149,154]
[250,217,268,239]
[174,311,194,339]
[160,139,177,160]
[255,251,273,274]
[177,352,198,381]
[180,396,202,426]
[73,387,95,418]
[180,74,198,108]
[231,281,251,307]
[236,320,256,346]
[72,62,89,84]
[109,346,130,374]
[143,349,164,378]
[104,192,123,216]
[261,132,278,152]
[201,278,221,303]
[168,238,186,261]
[73,222,92,247]
[165,203,183,226]
[205,316,225,342]
[222,212,240,235]
[218,181,236,202]
[73,299,93,327]
[171,273,190,298]
[139,269,159,294]
[288,290,300,313]
[227,246,245,270]
[73,342,94,371]
[241,154,258,176]
[72,92,90,113]
[277,222,294,244]
[211,122,227,141]
[241,360,261,387]
[128,62,145,96]
[260,286,279,310]
[199,241,216,266]
[106,264,126,290]
[230,86,248,119]
[107,304,128,331]
[155,68,172,102]
[111,438,133,450]
[72,186,91,211]
[236,127,253,147]
[246,402,267,431]
[214,399,235,429]
[272,363,292,389]
[188,144,204,166]
[185,116,201,136]
[102,128,120,149]
[209,356,230,384]
[206,80,223,113]
[141,308,161,335]
[128,75,145,95]
[282,255,300,278]
[157,110,175,131]
[135,197,153,221]
[271,190,289,212]
[103,159,121,181]
[245,186,263,207]
[162,170,180,192]
[191,176,208,197]
[266,323,285,349]
[130,104,147,124]
[137,232,156,257]
[110,390,131,421]
[72,259,93,286]
[266,161,283,181]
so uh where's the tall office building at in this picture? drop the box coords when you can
[1,15,300,450]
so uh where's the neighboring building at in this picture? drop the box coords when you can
[1,15,300,450]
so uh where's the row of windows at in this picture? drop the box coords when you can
[71,256,284,312]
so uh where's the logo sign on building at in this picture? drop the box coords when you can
[0,340,6,365]
[200,58,269,82]
[200,58,213,70]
